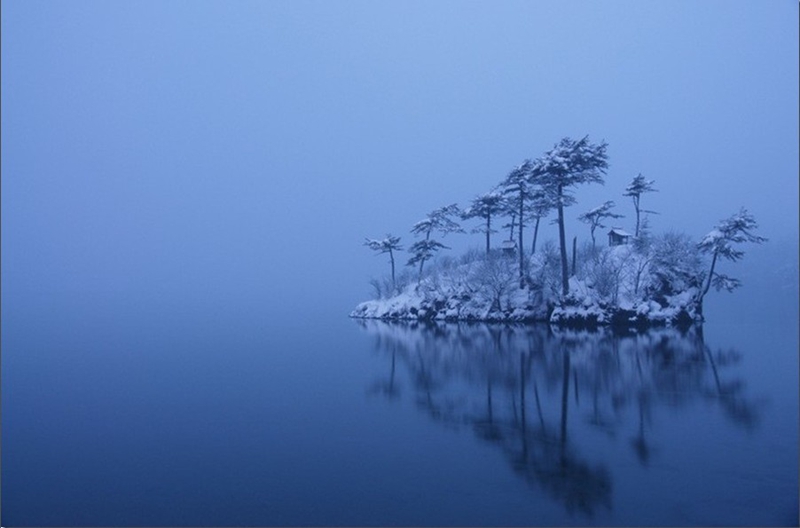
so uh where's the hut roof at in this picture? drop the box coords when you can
[608,228,632,237]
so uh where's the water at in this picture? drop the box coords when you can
[1,289,797,526]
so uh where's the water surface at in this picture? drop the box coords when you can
[1,289,797,526]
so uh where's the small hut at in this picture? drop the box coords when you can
[500,239,517,256]
[608,228,632,246]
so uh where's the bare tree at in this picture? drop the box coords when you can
[649,231,704,296]
[475,253,518,311]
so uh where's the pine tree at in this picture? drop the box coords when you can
[408,204,463,281]
[577,201,623,249]
[407,239,449,284]
[696,208,766,309]
[461,191,505,254]
[364,235,403,293]
[536,136,609,296]
[499,160,536,287]
[623,174,657,238]
[526,188,554,255]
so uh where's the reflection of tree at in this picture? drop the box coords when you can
[699,328,760,431]
[357,319,760,517]
[367,342,400,400]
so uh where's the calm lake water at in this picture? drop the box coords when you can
[2,287,797,526]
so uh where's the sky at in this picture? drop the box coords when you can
[2,0,798,315]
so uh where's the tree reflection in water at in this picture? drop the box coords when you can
[357,319,760,518]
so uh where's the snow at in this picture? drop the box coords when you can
[608,228,632,237]
[352,243,703,328]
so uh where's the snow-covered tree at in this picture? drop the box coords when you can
[410,203,463,241]
[648,231,704,297]
[499,160,536,287]
[407,239,449,284]
[696,208,767,307]
[536,136,609,296]
[526,188,555,255]
[474,253,517,311]
[364,234,403,293]
[623,174,657,238]
[408,204,464,280]
[577,200,623,249]
[461,191,505,254]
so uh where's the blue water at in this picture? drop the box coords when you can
[1,288,797,526]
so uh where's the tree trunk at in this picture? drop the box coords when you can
[419,230,431,282]
[531,216,541,255]
[518,189,525,288]
[557,191,569,297]
[699,250,719,302]
[485,213,491,254]
[634,195,641,238]
[571,236,577,276]
[389,249,396,292]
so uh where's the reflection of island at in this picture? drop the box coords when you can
[357,320,759,518]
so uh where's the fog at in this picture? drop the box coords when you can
[2,1,797,315]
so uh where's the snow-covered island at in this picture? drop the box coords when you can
[352,136,766,329]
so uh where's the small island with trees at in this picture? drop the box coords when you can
[352,136,766,328]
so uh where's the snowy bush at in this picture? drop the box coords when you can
[474,253,518,311]
[582,247,628,304]
[648,231,704,298]
[531,240,562,301]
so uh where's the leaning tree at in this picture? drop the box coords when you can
[408,203,463,281]
[537,136,609,296]
[364,234,403,293]
[696,208,766,312]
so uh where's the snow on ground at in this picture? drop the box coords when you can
[352,245,701,328]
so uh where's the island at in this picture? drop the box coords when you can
[352,136,765,329]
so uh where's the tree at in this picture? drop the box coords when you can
[500,160,535,287]
[407,239,449,284]
[526,189,554,255]
[408,204,463,280]
[462,191,505,254]
[696,208,766,308]
[537,136,609,296]
[577,201,623,249]
[623,174,657,238]
[474,253,517,311]
[648,231,704,297]
[364,235,403,293]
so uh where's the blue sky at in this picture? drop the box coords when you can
[2,1,798,313]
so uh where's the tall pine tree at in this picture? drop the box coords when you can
[536,136,609,296]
